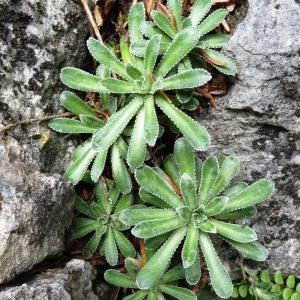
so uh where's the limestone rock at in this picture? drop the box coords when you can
[0,136,75,284]
[201,0,300,274]
[0,259,101,300]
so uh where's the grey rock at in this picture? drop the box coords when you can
[201,0,300,274]
[0,136,75,284]
[0,0,87,284]
[0,259,99,300]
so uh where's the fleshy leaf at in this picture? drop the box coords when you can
[127,108,147,169]
[126,64,142,80]
[79,115,105,129]
[175,137,196,181]
[224,239,268,261]
[201,48,237,75]
[198,33,230,49]
[182,224,199,268]
[135,166,183,208]
[71,218,100,239]
[139,188,171,208]
[216,207,257,220]
[132,216,187,238]
[66,143,96,185]
[92,96,143,151]
[164,154,180,186]
[136,227,187,289]
[155,27,200,78]
[210,220,257,243]
[60,91,96,116]
[49,118,96,134]
[104,226,118,266]
[198,156,219,204]
[112,228,136,258]
[101,78,138,94]
[160,284,196,300]
[60,67,105,92]
[224,179,274,212]
[104,269,137,288]
[144,35,161,75]
[185,251,201,285]
[160,264,185,283]
[124,291,148,300]
[120,207,177,226]
[83,227,106,257]
[128,3,145,44]
[155,94,210,151]
[198,233,233,298]
[151,11,176,38]
[91,150,108,182]
[190,0,212,27]
[205,196,228,216]
[180,174,197,209]
[223,182,248,197]
[114,194,134,214]
[87,37,130,80]
[111,143,132,194]
[144,95,159,146]
[154,69,211,91]
[168,0,183,29]
[198,9,228,37]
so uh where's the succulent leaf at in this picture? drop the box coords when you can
[127,108,147,169]
[128,3,145,44]
[60,67,105,92]
[198,9,228,37]
[104,269,137,288]
[164,154,181,186]
[65,143,96,185]
[60,91,96,116]
[180,174,197,209]
[151,11,176,38]
[205,196,228,217]
[190,0,212,27]
[216,206,257,220]
[224,179,274,212]
[132,216,187,239]
[155,27,200,78]
[198,233,233,298]
[120,207,177,226]
[83,227,106,257]
[144,35,161,75]
[144,95,159,146]
[210,220,257,243]
[92,96,143,151]
[104,226,118,266]
[155,69,211,91]
[198,33,230,49]
[111,143,132,194]
[182,225,199,268]
[87,38,130,80]
[198,156,219,204]
[112,228,136,258]
[159,284,196,300]
[49,118,96,134]
[160,264,185,283]
[139,188,171,208]
[224,239,268,261]
[101,78,139,93]
[70,218,100,239]
[90,150,108,182]
[136,227,187,289]
[184,251,201,285]
[155,94,210,151]
[135,165,183,208]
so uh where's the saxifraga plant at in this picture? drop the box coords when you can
[105,260,197,300]
[70,177,136,264]
[130,0,236,76]
[48,90,153,192]
[120,138,274,298]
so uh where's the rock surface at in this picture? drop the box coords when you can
[201,0,300,274]
[0,259,100,300]
[0,0,87,284]
[0,136,75,284]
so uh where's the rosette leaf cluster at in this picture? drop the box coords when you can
[120,138,274,298]
[70,178,136,265]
